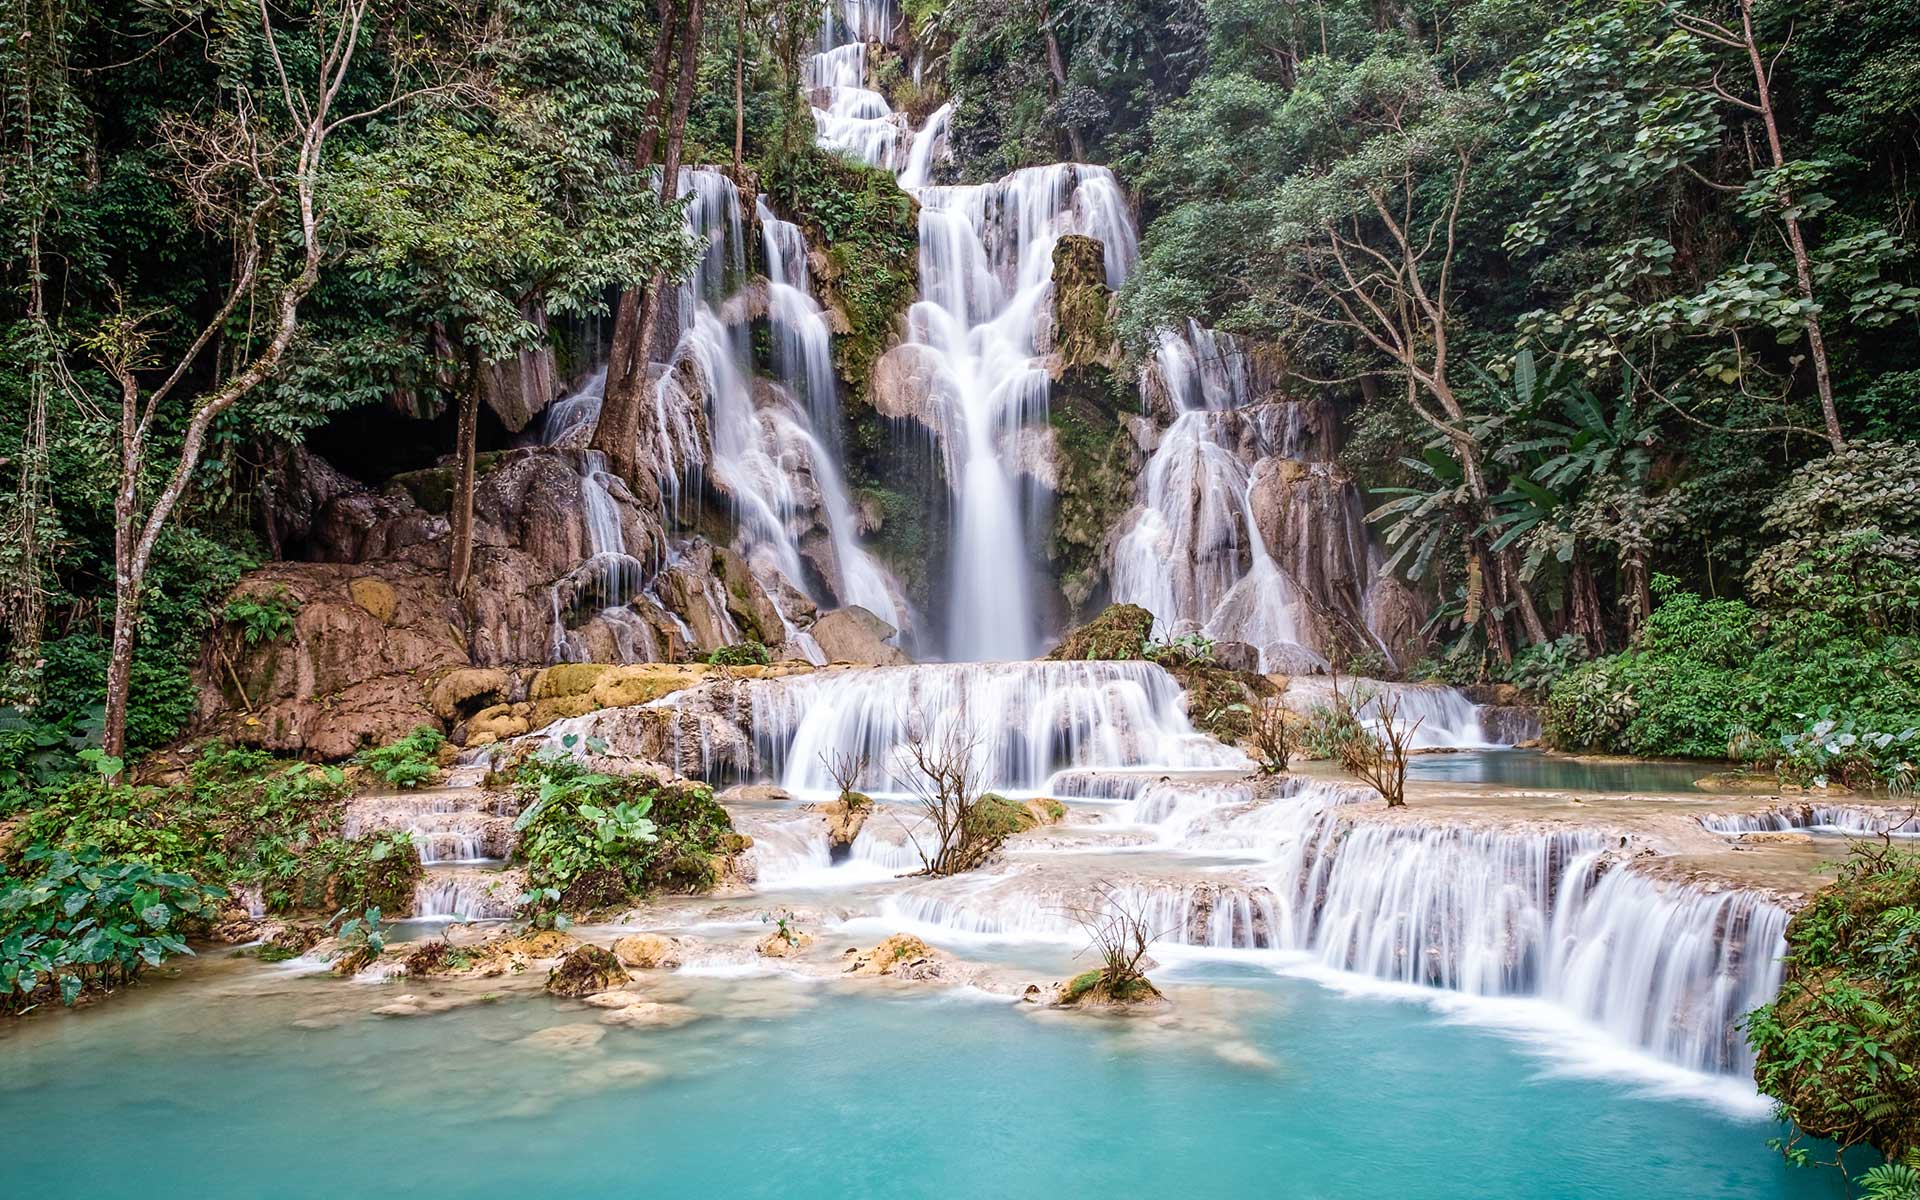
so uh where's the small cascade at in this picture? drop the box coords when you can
[1280,676,1499,749]
[342,787,527,919]
[1700,804,1920,838]
[652,660,1248,792]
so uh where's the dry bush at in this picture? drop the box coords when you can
[891,725,988,876]
[1334,682,1422,808]
[1247,697,1296,775]
[819,748,871,810]
[1060,882,1164,1004]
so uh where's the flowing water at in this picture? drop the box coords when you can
[0,962,1838,1199]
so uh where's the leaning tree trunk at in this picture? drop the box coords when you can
[448,354,482,598]
[591,0,703,485]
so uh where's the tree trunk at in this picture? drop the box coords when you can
[1569,552,1606,654]
[1034,0,1085,161]
[591,0,706,484]
[733,0,746,178]
[1736,0,1844,451]
[449,357,481,598]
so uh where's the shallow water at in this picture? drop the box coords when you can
[0,959,1836,1199]
[1408,750,1713,793]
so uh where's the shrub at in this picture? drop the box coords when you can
[353,726,446,789]
[1,845,225,1013]
[507,749,734,912]
[1142,630,1216,668]
[705,641,772,667]
[1746,441,1920,635]
[1545,579,1920,759]
[1767,711,1919,792]
[1747,844,1920,1166]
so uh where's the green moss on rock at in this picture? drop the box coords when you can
[1049,604,1154,661]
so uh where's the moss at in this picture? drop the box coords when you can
[1046,369,1138,617]
[1170,665,1275,741]
[965,793,1039,842]
[763,143,918,398]
[1061,968,1163,1006]
[1049,603,1154,661]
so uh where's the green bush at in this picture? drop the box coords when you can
[352,726,446,789]
[507,748,736,913]
[1747,844,1920,1165]
[1,844,226,1014]
[705,641,772,667]
[1545,579,1920,759]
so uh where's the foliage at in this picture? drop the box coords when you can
[1503,634,1591,695]
[1140,630,1215,668]
[352,727,447,790]
[1747,843,1920,1165]
[762,142,918,393]
[1746,442,1920,634]
[1767,712,1918,794]
[1546,579,1920,759]
[1,845,225,1014]
[220,592,299,646]
[705,641,773,667]
[507,743,735,911]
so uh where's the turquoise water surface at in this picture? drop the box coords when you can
[0,958,1838,1199]
[1408,750,1714,793]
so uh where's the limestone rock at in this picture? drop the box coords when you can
[547,944,632,998]
[599,1001,703,1029]
[811,606,910,666]
[755,929,815,958]
[429,668,512,723]
[868,342,953,432]
[518,1023,608,1052]
[844,933,942,979]
[612,934,690,970]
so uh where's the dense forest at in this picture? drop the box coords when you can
[4,0,1920,1181]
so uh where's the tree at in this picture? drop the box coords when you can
[325,0,695,597]
[83,0,472,757]
[590,0,709,485]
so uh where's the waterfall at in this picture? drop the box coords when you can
[1280,676,1498,749]
[1700,803,1920,838]
[907,164,1138,659]
[757,201,911,636]
[653,660,1248,793]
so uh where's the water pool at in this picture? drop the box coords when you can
[0,960,1837,1199]
[1408,750,1715,793]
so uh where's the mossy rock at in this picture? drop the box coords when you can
[545,944,630,998]
[1059,969,1164,1007]
[530,662,614,701]
[965,793,1039,841]
[1049,604,1154,661]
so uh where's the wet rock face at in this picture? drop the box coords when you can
[811,605,910,665]
[1048,234,1117,377]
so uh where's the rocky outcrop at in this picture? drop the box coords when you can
[196,563,467,759]
[868,342,953,432]
[1047,234,1117,376]
[546,944,631,997]
[810,606,910,665]
[843,933,945,980]
[611,933,693,969]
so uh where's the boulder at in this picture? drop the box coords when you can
[1210,640,1261,674]
[612,934,690,970]
[546,944,632,998]
[755,929,815,958]
[810,606,910,666]
[868,342,953,432]
[844,933,942,979]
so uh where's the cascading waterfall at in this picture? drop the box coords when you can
[653,660,1248,792]
[908,164,1138,659]
[1700,804,1920,838]
[1280,677,1497,750]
